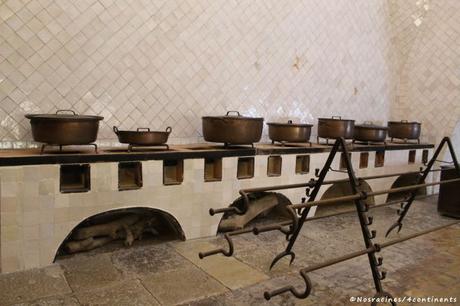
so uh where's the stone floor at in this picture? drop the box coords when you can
[0,195,459,305]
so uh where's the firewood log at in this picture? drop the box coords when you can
[72,214,140,240]
[65,236,114,253]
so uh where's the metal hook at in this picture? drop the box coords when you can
[368,230,377,239]
[366,216,373,226]
[378,271,387,280]
[385,221,403,238]
[264,269,312,300]
[360,203,369,213]
[376,257,383,266]
[269,250,296,270]
[198,233,234,259]
[315,168,320,177]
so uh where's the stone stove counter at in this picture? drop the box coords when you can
[0,142,434,166]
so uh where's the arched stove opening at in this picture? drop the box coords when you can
[386,173,427,203]
[315,180,375,217]
[217,192,292,233]
[54,208,185,260]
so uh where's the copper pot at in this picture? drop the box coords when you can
[317,116,355,140]
[25,110,103,145]
[388,120,421,141]
[113,126,172,146]
[353,122,388,143]
[267,120,313,143]
[202,111,264,146]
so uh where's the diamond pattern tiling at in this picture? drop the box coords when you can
[389,0,460,145]
[0,0,401,146]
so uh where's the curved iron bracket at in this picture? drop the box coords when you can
[198,233,234,259]
[385,221,403,238]
[269,250,296,270]
[264,269,312,300]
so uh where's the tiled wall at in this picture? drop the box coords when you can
[389,0,460,146]
[0,0,395,146]
[1,1,458,148]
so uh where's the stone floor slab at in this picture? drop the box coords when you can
[58,253,122,292]
[75,279,159,306]
[0,265,71,305]
[12,295,80,306]
[172,240,269,290]
[111,243,190,277]
[141,265,228,305]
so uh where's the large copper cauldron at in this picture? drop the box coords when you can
[317,116,355,142]
[202,111,264,146]
[388,120,421,142]
[267,120,313,144]
[25,110,103,150]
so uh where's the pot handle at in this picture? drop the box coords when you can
[165,126,172,133]
[137,128,151,132]
[56,109,77,115]
[288,120,293,124]
[113,126,119,133]
[226,111,241,117]
[332,116,342,119]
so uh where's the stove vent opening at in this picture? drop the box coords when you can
[204,157,222,182]
[118,162,143,190]
[163,159,184,185]
[315,180,375,217]
[267,155,282,177]
[422,150,429,164]
[217,192,292,233]
[386,173,426,203]
[360,152,369,169]
[408,150,416,164]
[295,155,310,174]
[237,157,255,179]
[55,208,185,260]
[375,151,385,167]
[60,164,91,193]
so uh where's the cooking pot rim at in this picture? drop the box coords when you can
[355,124,388,130]
[318,117,355,122]
[25,114,104,121]
[388,121,421,125]
[202,116,264,121]
[267,122,313,127]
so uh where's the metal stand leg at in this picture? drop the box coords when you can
[268,138,343,269]
[385,137,460,237]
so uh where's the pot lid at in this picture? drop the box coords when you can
[202,111,263,121]
[355,123,388,130]
[25,110,103,121]
[388,120,421,125]
[318,116,354,122]
[267,121,313,127]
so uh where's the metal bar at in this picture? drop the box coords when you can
[253,195,432,235]
[300,220,460,274]
[380,221,460,248]
[290,177,460,210]
[238,168,442,196]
